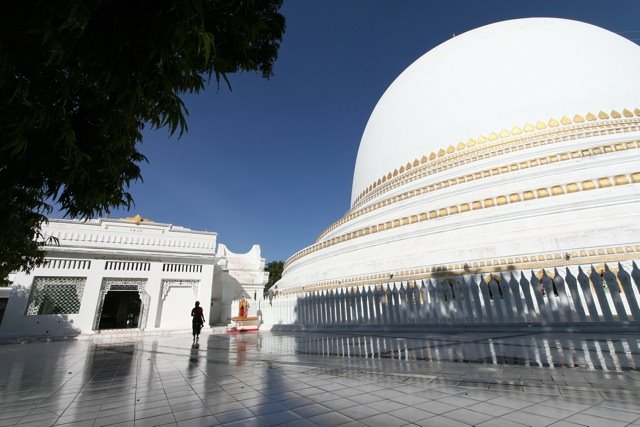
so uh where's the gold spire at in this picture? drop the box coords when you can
[122,214,152,225]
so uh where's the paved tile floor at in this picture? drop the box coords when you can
[0,330,639,426]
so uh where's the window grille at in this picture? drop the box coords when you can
[104,261,150,271]
[41,258,91,270]
[162,263,202,273]
[26,277,86,315]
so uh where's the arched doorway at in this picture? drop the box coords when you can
[98,291,142,329]
[95,278,150,330]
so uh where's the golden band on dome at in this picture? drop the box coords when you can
[352,108,640,208]
[317,138,640,242]
[284,171,640,269]
[277,243,640,295]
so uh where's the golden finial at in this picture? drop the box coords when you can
[123,214,150,225]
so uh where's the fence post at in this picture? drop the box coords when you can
[399,283,408,323]
[406,282,417,323]
[632,261,640,294]
[603,264,627,321]
[434,279,447,323]
[531,272,549,323]
[618,263,640,320]
[468,276,484,322]
[424,280,434,323]
[418,281,428,323]
[371,285,381,323]
[498,274,515,323]
[338,288,346,324]
[366,286,373,323]
[439,279,454,322]
[479,276,494,322]
[564,268,586,322]
[454,277,472,323]
[519,272,537,322]
[509,272,526,322]
[391,283,401,324]
[590,265,613,321]
[541,271,561,322]
[552,268,573,322]
[578,267,599,321]
[488,276,504,323]
[302,293,310,325]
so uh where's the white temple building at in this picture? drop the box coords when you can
[261,18,640,329]
[0,216,267,338]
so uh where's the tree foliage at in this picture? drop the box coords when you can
[0,0,285,283]
[264,260,284,295]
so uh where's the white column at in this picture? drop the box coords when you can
[76,258,106,332]
[144,261,163,330]
[200,264,214,326]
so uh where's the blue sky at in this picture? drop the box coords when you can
[106,0,639,262]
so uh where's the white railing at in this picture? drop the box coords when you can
[260,262,640,328]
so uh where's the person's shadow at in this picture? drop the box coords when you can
[188,342,200,374]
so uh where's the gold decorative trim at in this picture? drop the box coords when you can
[277,244,640,295]
[284,171,640,269]
[122,214,153,225]
[352,108,640,208]
[318,139,640,242]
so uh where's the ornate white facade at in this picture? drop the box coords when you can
[263,18,640,329]
[0,217,267,338]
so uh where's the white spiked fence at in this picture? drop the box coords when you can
[260,262,640,329]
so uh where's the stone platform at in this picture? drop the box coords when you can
[0,330,639,426]
[226,317,259,333]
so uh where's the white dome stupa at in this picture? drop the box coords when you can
[275,18,640,295]
[352,18,640,205]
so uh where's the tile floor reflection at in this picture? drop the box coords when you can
[0,331,638,426]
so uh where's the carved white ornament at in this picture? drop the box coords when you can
[161,279,200,300]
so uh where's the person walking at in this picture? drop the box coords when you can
[191,301,205,341]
